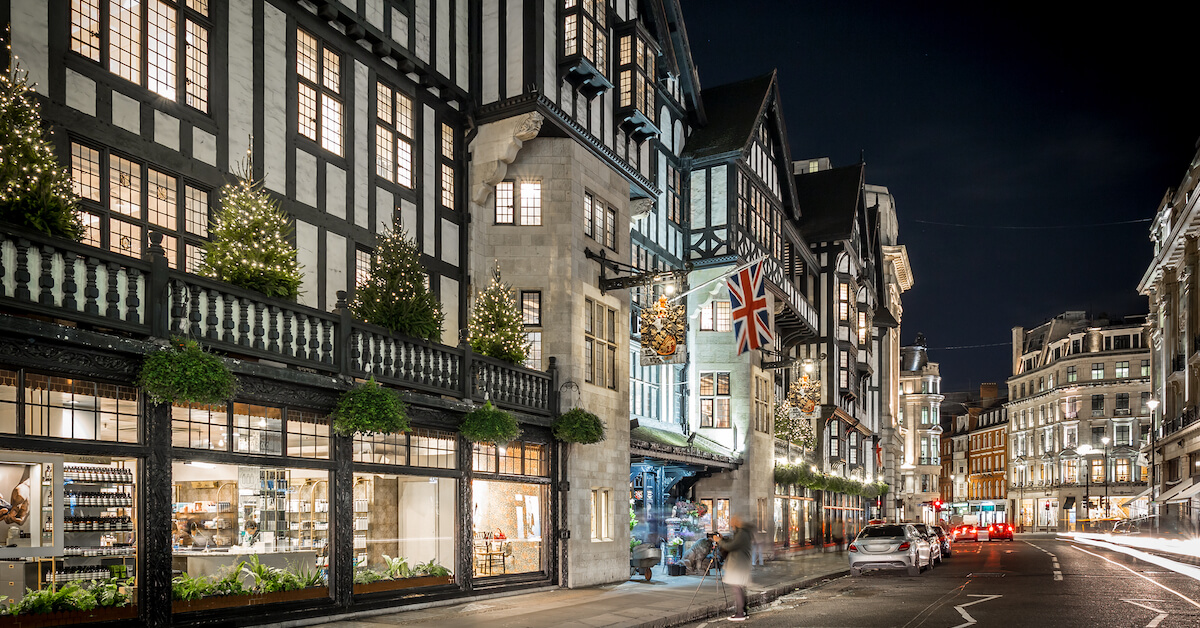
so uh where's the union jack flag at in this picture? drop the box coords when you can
[726,259,773,355]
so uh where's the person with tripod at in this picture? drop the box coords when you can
[716,514,753,621]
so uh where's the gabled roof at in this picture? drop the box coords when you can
[682,72,775,160]
[794,163,865,243]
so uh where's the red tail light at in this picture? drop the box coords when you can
[848,544,859,553]
[898,542,911,551]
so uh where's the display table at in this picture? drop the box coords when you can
[172,549,317,586]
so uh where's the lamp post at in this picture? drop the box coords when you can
[1078,444,1094,531]
[1147,398,1159,533]
[1101,436,1111,520]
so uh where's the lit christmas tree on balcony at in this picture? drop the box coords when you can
[468,263,529,364]
[351,227,444,341]
[199,150,303,299]
[0,53,82,240]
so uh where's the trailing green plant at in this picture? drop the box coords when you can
[7,582,96,615]
[351,227,445,341]
[139,337,238,406]
[459,401,521,444]
[332,377,410,436]
[411,559,451,577]
[774,463,876,498]
[0,57,84,241]
[552,408,606,444]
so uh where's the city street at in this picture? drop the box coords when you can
[682,538,1200,627]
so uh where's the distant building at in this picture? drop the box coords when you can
[1008,312,1151,532]
[898,339,944,523]
[939,385,1007,526]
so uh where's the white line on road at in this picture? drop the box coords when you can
[1053,571,1062,581]
[1071,545,1200,610]
[950,594,1002,628]
[1123,599,1168,628]
[1070,537,1200,584]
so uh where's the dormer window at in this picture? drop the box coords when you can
[615,26,659,142]
[561,0,612,98]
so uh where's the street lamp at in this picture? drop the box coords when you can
[1078,444,1094,531]
[1101,436,1111,519]
[1147,398,1159,533]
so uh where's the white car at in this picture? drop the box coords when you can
[848,524,933,576]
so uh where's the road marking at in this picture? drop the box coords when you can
[1071,545,1200,609]
[1053,571,1062,580]
[1070,537,1200,584]
[950,594,1002,628]
[1123,599,1168,628]
[1052,561,1060,569]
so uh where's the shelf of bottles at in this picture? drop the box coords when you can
[353,484,370,566]
[288,479,329,567]
[45,463,137,584]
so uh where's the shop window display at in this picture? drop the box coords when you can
[350,474,455,591]
[0,369,138,443]
[0,454,139,621]
[170,461,329,612]
[471,480,545,576]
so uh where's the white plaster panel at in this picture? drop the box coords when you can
[391,8,409,49]
[193,128,216,167]
[153,110,180,151]
[111,91,141,136]
[400,199,417,234]
[296,220,320,309]
[325,231,347,312]
[422,104,436,255]
[441,218,459,267]
[375,187,394,233]
[455,0,468,91]
[353,61,370,228]
[295,150,318,208]
[482,2,500,104]
[439,275,458,347]
[505,0,523,98]
[326,163,347,219]
[11,1,49,96]
[228,0,255,169]
[543,0,556,100]
[366,0,384,30]
[711,165,728,226]
[436,0,450,78]
[263,2,288,193]
[415,0,431,63]
[64,69,95,116]
[690,170,707,228]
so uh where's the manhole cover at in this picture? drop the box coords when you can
[967,573,1006,577]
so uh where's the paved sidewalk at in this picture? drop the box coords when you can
[290,550,849,628]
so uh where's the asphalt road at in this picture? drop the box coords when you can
[680,538,1200,627]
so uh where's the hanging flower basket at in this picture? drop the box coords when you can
[332,378,410,436]
[459,401,520,443]
[139,338,238,406]
[552,408,606,444]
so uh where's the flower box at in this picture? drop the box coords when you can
[352,575,455,595]
[0,605,137,628]
[171,587,329,614]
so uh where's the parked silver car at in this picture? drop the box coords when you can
[848,523,932,576]
[912,523,943,565]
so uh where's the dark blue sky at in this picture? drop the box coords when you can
[683,1,1197,392]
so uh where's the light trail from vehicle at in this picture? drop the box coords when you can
[1069,543,1200,608]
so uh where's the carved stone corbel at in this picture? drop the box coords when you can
[471,112,545,206]
[629,198,655,222]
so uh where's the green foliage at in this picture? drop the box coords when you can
[468,264,530,364]
[351,228,445,341]
[774,463,880,498]
[411,559,451,577]
[200,155,303,299]
[171,558,325,602]
[460,401,520,444]
[171,572,214,602]
[353,569,383,585]
[89,579,131,608]
[381,555,410,580]
[6,582,98,616]
[332,377,410,436]
[774,402,816,449]
[139,337,238,406]
[0,59,83,241]
[553,408,606,444]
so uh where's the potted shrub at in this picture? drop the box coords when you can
[459,401,520,444]
[139,338,238,406]
[332,377,410,436]
[352,557,454,595]
[0,580,136,628]
[552,408,606,444]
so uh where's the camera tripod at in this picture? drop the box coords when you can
[686,552,727,613]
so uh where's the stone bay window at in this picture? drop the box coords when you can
[561,0,612,97]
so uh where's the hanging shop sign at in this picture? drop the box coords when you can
[640,296,686,365]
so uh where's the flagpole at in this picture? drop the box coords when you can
[668,255,768,303]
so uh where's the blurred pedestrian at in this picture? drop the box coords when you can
[832,517,846,553]
[717,514,753,621]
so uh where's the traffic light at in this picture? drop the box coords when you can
[933,500,943,511]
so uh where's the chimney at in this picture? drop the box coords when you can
[980,383,998,400]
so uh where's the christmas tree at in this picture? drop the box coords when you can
[0,55,82,240]
[351,227,444,341]
[199,151,303,299]
[468,263,529,364]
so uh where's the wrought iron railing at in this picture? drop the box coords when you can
[0,228,552,415]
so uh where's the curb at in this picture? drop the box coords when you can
[633,570,849,628]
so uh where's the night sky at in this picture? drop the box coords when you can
[683,1,1199,393]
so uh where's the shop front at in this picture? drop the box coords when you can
[773,484,818,549]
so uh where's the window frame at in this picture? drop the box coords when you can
[295,27,344,156]
[373,80,415,188]
[699,371,731,428]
